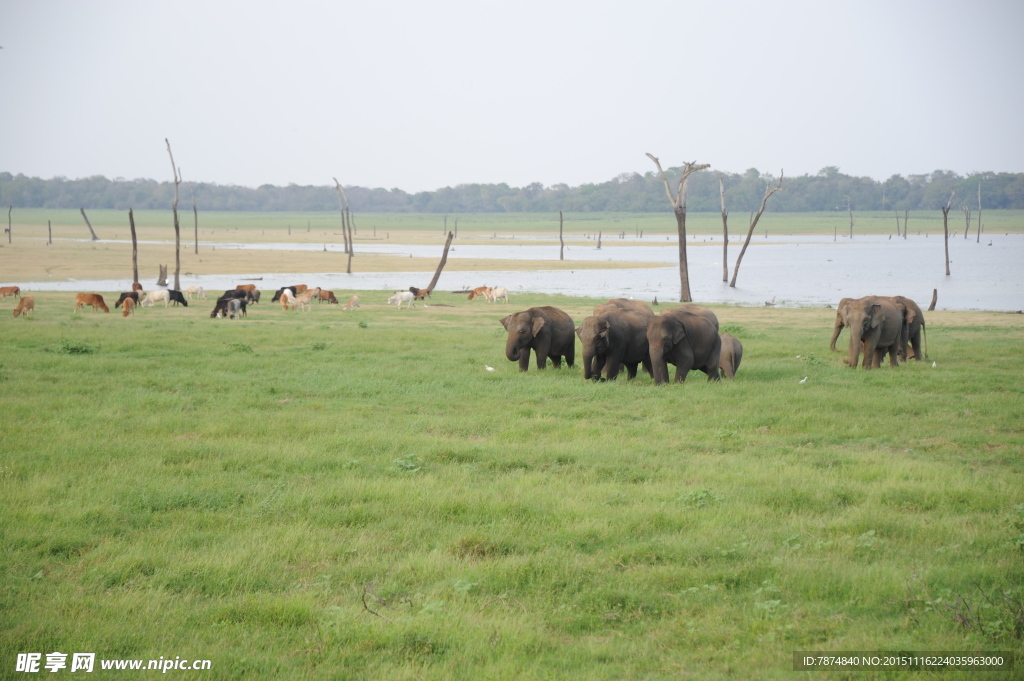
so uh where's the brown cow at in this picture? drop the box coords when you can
[343,295,360,310]
[74,293,110,313]
[292,284,308,295]
[132,282,144,293]
[0,286,21,300]
[13,295,34,318]
[317,290,339,304]
[410,286,431,300]
[122,297,136,318]
[236,284,257,293]
[467,286,492,301]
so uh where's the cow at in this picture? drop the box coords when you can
[292,284,308,295]
[185,285,206,300]
[317,290,339,304]
[220,289,248,301]
[343,295,360,310]
[271,287,297,303]
[388,291,415,309]
[235,284,257,293]
[12,295,34,318]
[486,287,509,303]
[410,286,431,300]
[467,286,492,301]
[210,298,230,318]
[114,291,141,308]
[132,282,144,293]
[280,290,296,311]
[0,286,21,300]
[122,297,136,318]
[168,290,189,307]
[74,293,110,313]
[142,290,171,307]
[227,298,247,319]
[248,290,261,305]
[292,288,320,311]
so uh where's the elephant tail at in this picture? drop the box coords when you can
[923,322,928,359]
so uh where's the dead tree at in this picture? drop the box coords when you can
[156,264,168,287]
[129,208,139,286]
[48,220,52,245]
[962,205,971,240]
[165,139,182,290]
[845,195,854,238]
[942,189,955,276]
[6,205,10,244]
[928,289,938,311]
[729,171,785,289]
[332,178,353,274]
[597,231,602,250]
[423,231,455,294]
[190,183,198,254]
[903,210,909,240]
[719,174,729,282]
[646,153,710,302]
[559,211,565,261]
[80,208,99,241]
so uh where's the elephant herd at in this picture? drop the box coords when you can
[499,293,928,382]
[829,295,927,369]
[499,299,741,384]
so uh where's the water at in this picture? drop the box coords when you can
[9,234,1023,311]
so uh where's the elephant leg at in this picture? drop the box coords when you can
[625,363,639,380]
[641,355,653,377]
[534,340,551,369]
[564,345,575,369]
[604,354,623,380]
[592,355,607,379]
[910,331,922,360]
[518,350,531,372]
[829,320,844,351]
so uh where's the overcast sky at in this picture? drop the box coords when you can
[2,0,1022,192]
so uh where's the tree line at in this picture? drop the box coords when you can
[2,167,1021,213]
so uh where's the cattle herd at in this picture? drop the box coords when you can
[3,283,928,380]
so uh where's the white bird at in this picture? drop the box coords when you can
[485,365,495,372]
[799,376,808,384]
[932,362,937,368]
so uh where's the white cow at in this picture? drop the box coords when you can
[387,291,415,309]
[280,290,297,310]
[185,285,206,300]
[142,290,170,307]
[487,287,509,303]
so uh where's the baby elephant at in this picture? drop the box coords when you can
[718,333,743,379]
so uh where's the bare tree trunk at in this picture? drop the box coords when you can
[559,211,565,261]
[597,231,602,250]
[904,210,909,240]
[345,208,354,274]
[425,231,455,293]
[165,139,182,290]
[646,154,710,303]
[129,208,139,285]
[720,175,729,282]
[977,181,982,244]
[333,178,351,256]
[928,288,938,311]
[942,189,955,276]
[80,208,99,241]
[963,206,971,239]
[6,205,10,244]
[48,220,52,245]
[190,184,198,255]
[845,195,853,238]
[730,172,785,289]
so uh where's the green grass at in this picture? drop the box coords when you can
[1,293,1022,679]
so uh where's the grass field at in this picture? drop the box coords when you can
[1,292,1022,679]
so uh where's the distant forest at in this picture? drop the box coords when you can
[2,167,1021,213]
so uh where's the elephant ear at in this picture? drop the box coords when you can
[905,308,917,325]
[671,319,687,346]
[531,316,546,337]
[597,319,610,339]
[500,315,513,330]
[575,325,583,339]
[870,304,885,329]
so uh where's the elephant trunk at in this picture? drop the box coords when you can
[582,351,595,380]
[650,351,669,385]
[829,319,843,351]
[847,328,863,369]
[505,336,521,362]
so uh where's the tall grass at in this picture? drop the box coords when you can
[1,293,1022,679]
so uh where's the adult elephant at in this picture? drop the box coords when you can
[500,306,576,371]
[576,308,653,381]
[841,296,904,369]
[647,307,722,384]
[593,298,654,317]
[829,297,856,352]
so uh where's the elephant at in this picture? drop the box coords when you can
[646,307,722,384]
[500,306,576,371]
[840,296,905,369]
[889,295,927,361]
[718,333,743,380]
[831,295,925,361]
[576,308,653,381]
